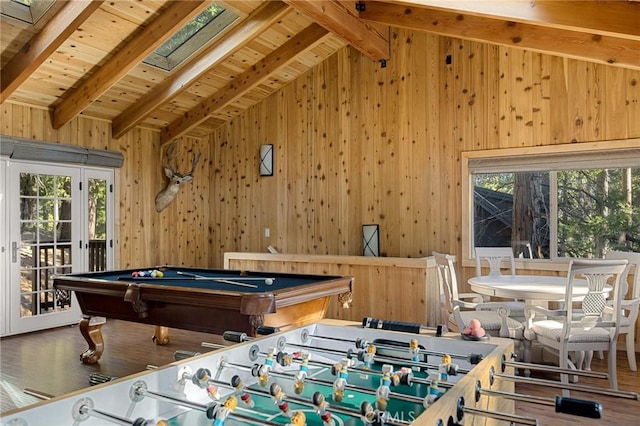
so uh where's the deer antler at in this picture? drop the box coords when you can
[154,141,201,212]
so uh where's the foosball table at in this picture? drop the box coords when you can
[0,319,609,426]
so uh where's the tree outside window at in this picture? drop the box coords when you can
[473,167,639,259]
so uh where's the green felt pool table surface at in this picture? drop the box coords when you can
[90,267,330,292]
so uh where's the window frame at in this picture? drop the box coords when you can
[461,138,640,272]
[0,0,55,25]
[143,7,237,72]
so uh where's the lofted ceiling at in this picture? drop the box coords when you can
[1,0,638,144]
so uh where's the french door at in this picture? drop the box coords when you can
[1,160,114,335]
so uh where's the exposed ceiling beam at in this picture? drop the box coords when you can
[283,0,389,61]
[111,1,290,139]
[359,1,640,70]
[383,0,640,41]
[160,23,330,144]
[0,0,103,103]
[52,0,208,130]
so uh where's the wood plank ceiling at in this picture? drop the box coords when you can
[1,0,638,143]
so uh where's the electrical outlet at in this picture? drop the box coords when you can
[265,228,270,238]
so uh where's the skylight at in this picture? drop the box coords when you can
[143,3,237,72]
[0,0,54,25]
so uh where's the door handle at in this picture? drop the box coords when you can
[12,241,18,263]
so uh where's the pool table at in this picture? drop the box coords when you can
[53,266,353,364]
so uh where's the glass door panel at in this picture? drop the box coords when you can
[8,163,81,334]
[19,173,74,317]
[88,177,108,271]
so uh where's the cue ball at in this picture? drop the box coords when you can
[265,278,274,285]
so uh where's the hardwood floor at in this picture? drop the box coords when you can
[514,351,640,426]
[1,320,229,414]
[1,320,639,424]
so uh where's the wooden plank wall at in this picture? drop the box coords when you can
[208,29,640,266]
[2,28,639,332]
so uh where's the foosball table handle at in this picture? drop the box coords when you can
[362,317,446,336]
[223,331,249,343]
[555,396,603,419]
[256,326,280,335]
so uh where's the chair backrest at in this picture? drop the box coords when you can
[475,247,516,277]
[564,259,628,336]
[605,250,640,300]
[432,251,459,318]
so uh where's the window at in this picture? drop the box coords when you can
[0,0,54,25]
[143,3,237,72]
[462,140,640,267]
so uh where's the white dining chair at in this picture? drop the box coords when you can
[584,251,640,371]
[603,250,640,371]
[475,247,516,276]
[474,246,525,319]
[433,252,524,347]
[524,259,628,393]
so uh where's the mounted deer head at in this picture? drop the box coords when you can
[154,141,201,212]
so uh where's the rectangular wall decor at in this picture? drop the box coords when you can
[362,224,379,257]
[260,144,273,176]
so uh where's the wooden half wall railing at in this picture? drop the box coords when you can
[223,252,440,327]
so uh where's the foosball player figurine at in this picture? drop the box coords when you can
[269,383,292,418]
[276,351,293,367]
[230,375,255,408]
[392,367,413,386]
[287,411,306,426]
[423,371,443,408]
[360,343,376,370]
[360,401,387,426]
[375,364,393,412]
[332,358,351,402]
[438,353,458,382]
[212,395,237,426]
[294,351,311,394]
[312,392,336,426]
[258,347,276,386]
[192,368,220,400]
[409,338,420,362]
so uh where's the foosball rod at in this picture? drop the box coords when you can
[22,388,54,400]
[129,380,281,426]
[450,396,539,426]
[203,338,455,384]
[284,341,471,375]
[501,354,609,379]
[220,329,479,363]
[72,398,154,426]
[130,380,216,418]
[181,369,410,426]
[216,357,426,405]
[362,316,447,336]
[474,380,603,419]
[490,366,640,400]
[245,346,452,389]
[302,332,483,363]
[219,329,476,364]
[174,341,227,361]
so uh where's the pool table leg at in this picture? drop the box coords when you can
[249,314,265,336]
[78,315,106,364]
[152,326,170,345]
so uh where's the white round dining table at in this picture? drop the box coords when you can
[467,274,610,302]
